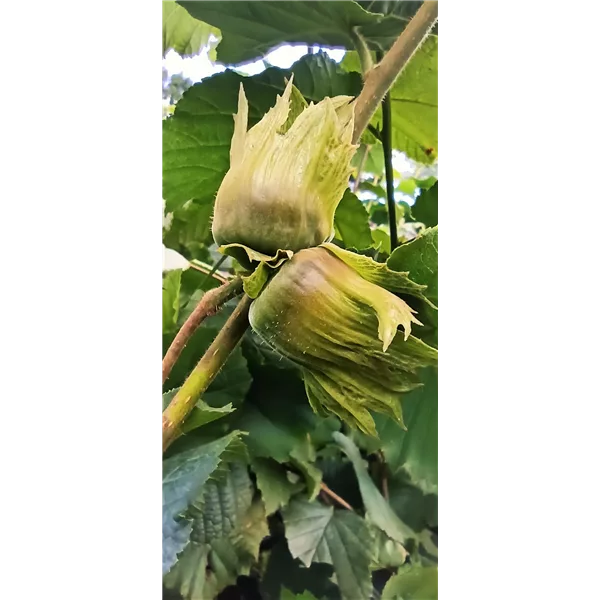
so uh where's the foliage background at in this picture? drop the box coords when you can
[162,2,438,599]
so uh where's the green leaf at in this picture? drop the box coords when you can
[163,323,252,408]
[282,499,375,600]
[370,526,409,570]
[381,565,438,600]
[386,476,437,535]
[387,226,438,304]
[163,1,220,57]
[163,54,361,214]
[181,401,235,434]
[289,450,323,502]
[162,431,242,574]
[243,262,272,299]
[355,1,427,51]
[162,388,235,435]
[398,178,418,196]
[258,51,362,102]
[333,432,413,545]
[163,269,182,334]
[179,1,381,65]
[193,463,255,544]
[352,142,385,177]
[164,463,268,599]
[252,457,300,515]
[372,228,392,255]
[231,404,306,463]
[411,182,438,228]
[374,368,438,494]
[334,190,373,250]
[230,365,317,462]
[162,198,215,260]
[281,589,319,600]
[372,36,438,164]
[415,176,437,191]
[341,49,369,74]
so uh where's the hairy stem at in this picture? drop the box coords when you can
[352,1,438,143]
[162,294,252,452]
[162,277,244,384]
[350,27,374,75]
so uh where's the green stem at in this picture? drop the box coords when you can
[162,294,252,452]
[350,27,374,75]
[162,276,244,384]
[352,1,438,144]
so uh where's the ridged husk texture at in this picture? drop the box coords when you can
[249,246,438,436]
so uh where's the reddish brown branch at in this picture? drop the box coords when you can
[352,1,438,144]
[163,294,252,452]
[162,277,243,384]
[320,482,354,511]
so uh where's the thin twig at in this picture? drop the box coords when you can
[190,262,229,283]
[162,277,244,385]
[320,482,354,511]
[199,255,228,288]
[163,294,252,452]
[352,1,438,144]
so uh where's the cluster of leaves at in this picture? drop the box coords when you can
[163,2,438,598]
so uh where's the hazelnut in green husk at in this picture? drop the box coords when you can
[248,246,438,436]
[212,78,357,266]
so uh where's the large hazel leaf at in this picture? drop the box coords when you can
[282,499,375,600]
[374,368,438,494]
[162,431,243,574]
[376,36,438,165]
[343,36,438,164]
[164,463,268,599]
[229,365,317,462]
[163,53,361,213]
[333,190,374,251]
[411,182,438,228]
[333,432,413,546]
[251,457,301,515]
[387,227,438,304]
[381,565,438,600]
[178,1,419,65]
[161,198,216,261]
[163,1,220,57]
